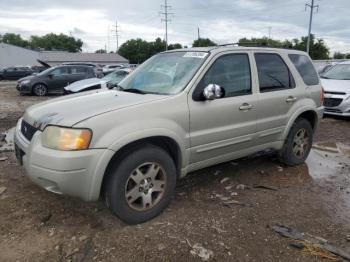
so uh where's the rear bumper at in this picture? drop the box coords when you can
[14,119,115,201]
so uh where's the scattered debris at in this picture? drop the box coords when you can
[236,184,247,190]
[271,224,350,261]
[0,186,7,195]
[277,166,284,172]
[220,177,230,184]
[230,192,238,196]
[0,156,8,161]
[253,185,278,191]
[220,196,231,201]
[0,133,5,142]
[224,185,232,191]
[177,192,186,196]
[157,243,166,251]
[0,127,15,152]
[79,235,88,242]
[40,212,52,224]
[190,243,213,261]
[222,200,246,207]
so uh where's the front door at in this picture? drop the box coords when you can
[48,67,70,92]
[188,52,257,168]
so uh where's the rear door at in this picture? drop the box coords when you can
[69,66,90,83]
[188,51,257,167]
[253,52,304,144]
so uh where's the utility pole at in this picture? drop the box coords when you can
[267,26,271,46]
[160,0,173,51]
[107,25,110,53]
[111,20,120,52]
[197,27,200,40]
[305,0,318,54]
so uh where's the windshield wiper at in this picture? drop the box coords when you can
[117,86,147,94]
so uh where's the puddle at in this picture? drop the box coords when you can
[307,142,350,180]
[0,127,15,152]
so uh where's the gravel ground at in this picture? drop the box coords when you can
[0,81,350,262]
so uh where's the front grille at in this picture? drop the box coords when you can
[323,98,343,107]
[324,91,346,95]
[21,120,38,141]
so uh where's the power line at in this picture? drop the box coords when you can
[305,0,319,54]
[160,0,174,50]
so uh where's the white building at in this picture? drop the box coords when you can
[0,43,40,68]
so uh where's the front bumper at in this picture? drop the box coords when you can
[323,94,350,117]
[16,82,32,94]
[14,119,114,201]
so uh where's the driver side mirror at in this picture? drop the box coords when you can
[203,84,224,100]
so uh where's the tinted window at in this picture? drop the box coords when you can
[51,67,68,76]
[200,54,251,98]
[255,53,295,92]
[289,54,319,85]
[70,67,87,74]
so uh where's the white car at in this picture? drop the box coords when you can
[321,61,350,116]
[102,64,126,75]
[64,68,132,94]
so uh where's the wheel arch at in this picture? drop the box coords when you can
[100,136,183,198]
[282,108,319,140]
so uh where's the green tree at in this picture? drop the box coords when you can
[95,49,107,53]
[192,38,217,47]
[168,43,182,50]
[333,52,346,59]
[118,38,151,64]
[29,33,83,52]
[346,54,350,59]
[0,33,29,47]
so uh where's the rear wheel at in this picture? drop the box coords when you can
[280,118,313,166]
[105,145,177,224]
[32,84,47,96]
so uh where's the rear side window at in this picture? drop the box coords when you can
[255,53,295,92]
[289,54,319,85]
[70,67,87,74]
[200,53,251,98]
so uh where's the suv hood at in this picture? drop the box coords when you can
[321,78,350,93]
[23,89,167,129]
[64,78,107,92]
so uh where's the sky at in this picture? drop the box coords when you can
[0,0,349,54]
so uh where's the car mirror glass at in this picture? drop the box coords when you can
[203,84,224,100]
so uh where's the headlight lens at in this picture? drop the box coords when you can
[21,80,30,85]
[41,126,92,151]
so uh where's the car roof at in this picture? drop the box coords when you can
[165,46,308,56]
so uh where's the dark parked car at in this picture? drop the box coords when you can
[16,65,96,96]
[0,66,34,80]
[62,62,104,78]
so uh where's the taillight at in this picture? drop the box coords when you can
[320,86,325,104]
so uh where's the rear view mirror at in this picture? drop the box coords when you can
[203,84,224,100]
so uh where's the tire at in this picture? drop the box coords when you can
[32,83,47,96]
[280,118,313,166]
[105,145,177,224]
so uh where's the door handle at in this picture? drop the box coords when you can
[239,103,253,111]
[286,96,297,103]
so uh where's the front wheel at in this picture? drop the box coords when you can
[32,84,47,96]
[105,145,177,224]
[280,118,313,166]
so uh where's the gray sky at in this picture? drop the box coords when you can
[0,0,349,54]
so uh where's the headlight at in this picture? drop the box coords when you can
[21,80,30,85]
[41,126,92,151]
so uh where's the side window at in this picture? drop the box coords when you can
[51,67,68,76]
[199,53,251,98]
[255,53,295,92]
[289,54,319,86]
[71,66,87,74]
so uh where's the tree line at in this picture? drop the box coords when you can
[0,32,344,63]
[0,33,83,52]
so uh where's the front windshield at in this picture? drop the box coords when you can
[103,70,128,84]
[323,64,350,80]
[118,51,208,95]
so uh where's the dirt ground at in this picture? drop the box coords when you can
[0,81,350,262]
